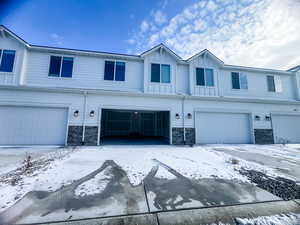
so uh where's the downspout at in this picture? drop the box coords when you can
[82,91,88,145]
[182,95,186,145]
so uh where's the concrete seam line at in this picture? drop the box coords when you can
[15,199,288,225]
[155,213,161,225]
[143,181,151,213]
[293,199,300,206]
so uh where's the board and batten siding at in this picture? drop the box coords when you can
[143,48,178,95]
[24,50,144,92]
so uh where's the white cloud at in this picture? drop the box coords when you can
[140,20,149,33]
[153,10,167,25]
[50,33,63,45]
[129,0,300,70]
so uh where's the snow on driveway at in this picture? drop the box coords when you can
[0,146,65,175]
[0,145,276,212]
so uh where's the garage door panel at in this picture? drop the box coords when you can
[272,115,300,144]
[196,112,251,144]
[0,106,68,145]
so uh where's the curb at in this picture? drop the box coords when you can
[17,200,300,225]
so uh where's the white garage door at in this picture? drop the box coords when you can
[195,112,251,144]
[0,106,68,145]
[272,114,300,143]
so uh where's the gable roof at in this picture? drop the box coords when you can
[0,25,295,75]
[287,65,300,72]
[140,43,182,61]
[186,49,224,65]
[0,25,30,47]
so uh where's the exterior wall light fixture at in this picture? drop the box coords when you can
[175,113,180,119]
[255,115,260,121]
[90,110,95,117]
[187,113,192,119]
[265,115,271,121]
[73,110,79,117]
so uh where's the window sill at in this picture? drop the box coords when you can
[150,82,172,86]
[231,88,248,91]
[0,72,14,75]
[195,85,215,88]
[47,76,73,80]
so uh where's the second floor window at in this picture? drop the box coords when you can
[0,49,16,72]
[231,72,248,89]
[151,63,171,83]
[49,56,73,78]
[196,68,214,86]
[267,75,282,92]
[104,61,125,81]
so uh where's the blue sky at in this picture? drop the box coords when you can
[1,0,300,69]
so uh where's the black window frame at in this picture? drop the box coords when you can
[104,60,126,81]
[48,55,74,78]
[150,63,171,84]
[196,67,214,87]
[0,49,16,73]
[267,75,276,92]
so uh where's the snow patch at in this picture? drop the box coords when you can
[236,213,300,225]
[75,166,112,197]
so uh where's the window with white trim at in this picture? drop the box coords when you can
[267,75,282,92]
[151,63,171,83]
[0,49,16,72]
[48,56,73,78]
[196,67,214,86]
[231,72,248,89]
[104,60,125,81]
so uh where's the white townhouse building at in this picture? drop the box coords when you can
[1,25,300,146]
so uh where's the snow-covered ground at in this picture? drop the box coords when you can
[0,146,65,175]
[236,213,300,225]
[0,144,283,212]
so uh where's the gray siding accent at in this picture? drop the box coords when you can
[254,129,274,144]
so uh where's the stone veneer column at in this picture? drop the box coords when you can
[84,126,99,146]
[172,128,184,145]
[172,128,196,145]
[185,128,195,145]
[254,129,274,144]
[67,126,83,146]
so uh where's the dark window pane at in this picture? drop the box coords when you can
[267,75,275,92]
[151,63,160,82]
[205,68,214,86]
[196,68,205,86]
[104,61,115,80]
[0,50,16,72]
[232,72,240,89]
[161,64,171,83]
[61,57,73,78]
[48,56,61,77]
[115,61,125,81]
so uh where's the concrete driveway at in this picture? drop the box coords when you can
[212,144,300,182]
[0,145,281,225]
